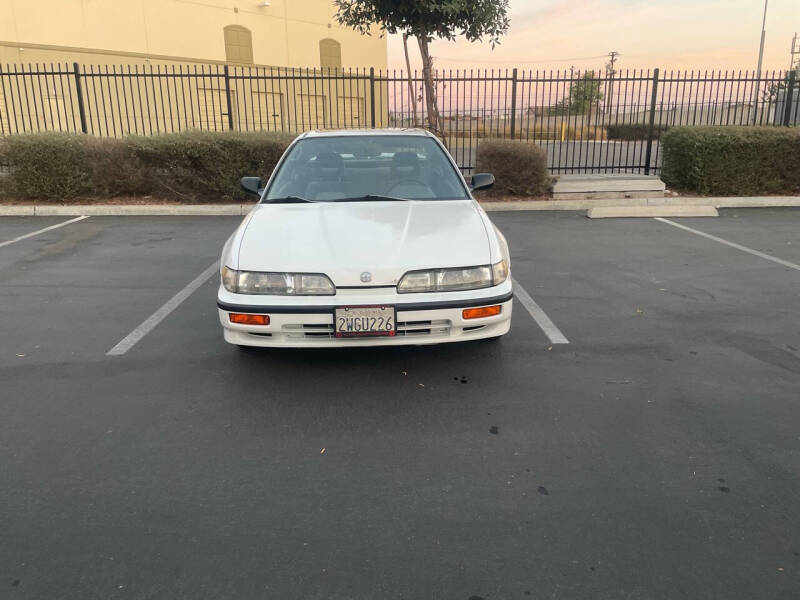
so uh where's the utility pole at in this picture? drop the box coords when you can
[606,51,620,114]
[790,32,800,73]
[753,0,769,124]
[607,51,619,73]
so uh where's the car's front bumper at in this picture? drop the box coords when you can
[217,282,513,348]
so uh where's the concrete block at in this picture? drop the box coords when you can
[553,190,665,200]
[554,174,665,192]
[586,205,719,218]
[553,174,666,200]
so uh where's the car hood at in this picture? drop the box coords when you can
[235,200,491,287]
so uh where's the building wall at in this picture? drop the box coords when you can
[0,0,387,69]
[0,0,388,135]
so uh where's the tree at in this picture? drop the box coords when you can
[760,81,785,104]
[760,71,799,105]
[334,0,510,135]
[551,71,603,116]
[402,33,418,127]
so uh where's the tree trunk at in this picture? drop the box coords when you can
[402,33,418,127]
[416,36,442,137]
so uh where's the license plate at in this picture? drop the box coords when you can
[334,306,396,338]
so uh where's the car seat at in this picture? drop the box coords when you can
[304,152,349,200]
[387,152,434,198]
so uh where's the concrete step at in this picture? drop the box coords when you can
[553,174,666,200]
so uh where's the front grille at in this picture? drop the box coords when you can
[278,320,452,340]
[396,319,450,337]
[283,323,335,339]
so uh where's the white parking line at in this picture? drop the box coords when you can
[107,261,220,356]
[512,277,569,344]
[655,218,800,273]
[0,216,90,249]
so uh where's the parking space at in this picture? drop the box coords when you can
[0,217,240,363]
[2,209,799,599]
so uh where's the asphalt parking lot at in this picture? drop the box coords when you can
[2,208,799,599]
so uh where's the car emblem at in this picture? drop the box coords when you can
[360,272,372,283]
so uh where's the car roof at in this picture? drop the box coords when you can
[298,128,435,139]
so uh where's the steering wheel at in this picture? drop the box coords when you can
[386,179,433,195]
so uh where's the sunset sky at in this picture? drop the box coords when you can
[386,0,800,73]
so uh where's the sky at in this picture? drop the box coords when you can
[386,0,800,73]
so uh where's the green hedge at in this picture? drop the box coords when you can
[607,122,668,140]
[661,126,800,195]
[474,139,552,197]
[0,131,295,202]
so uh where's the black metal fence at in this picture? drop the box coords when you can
[1,63,798,175]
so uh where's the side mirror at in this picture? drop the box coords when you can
[240,176,264,198]
[469,173,495,192]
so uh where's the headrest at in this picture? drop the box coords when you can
[392,151,420,176]
[392,152,419,168]
[314,152,344,177]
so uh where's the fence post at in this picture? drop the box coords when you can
[644,68,660,175]
[223,65,235,131]
[369,67,376,128]
[783,70,797,126]
[0,65,6,136]
[73,62,88,134]
[509,68,518,139]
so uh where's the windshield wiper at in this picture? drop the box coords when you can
[336,195,411,202]
[266,196,316,204]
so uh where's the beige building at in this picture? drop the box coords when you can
[0,0,388,135]
[0,0,386,69]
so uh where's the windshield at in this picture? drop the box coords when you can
[264,135,470,202]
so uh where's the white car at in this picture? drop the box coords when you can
[217,129,512,348]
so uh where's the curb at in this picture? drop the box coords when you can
[0,206,35,216]
[480,196,800,212]
[1,196,799,216]
[0,204,250,216]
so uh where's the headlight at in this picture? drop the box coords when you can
[397,261,508,293]
[221,265,238,292]
[492,259,509,285]
[221,267,335,295]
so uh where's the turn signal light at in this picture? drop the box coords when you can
[462,305,501,320]
[230,313,270,326]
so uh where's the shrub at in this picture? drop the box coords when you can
[475,139,553,197]
[0,131,295,202]
[661,126,800,195]
[87,137,153,198]
[0,133,100,199]
[607,123,668,140]
[126,130,295,202]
